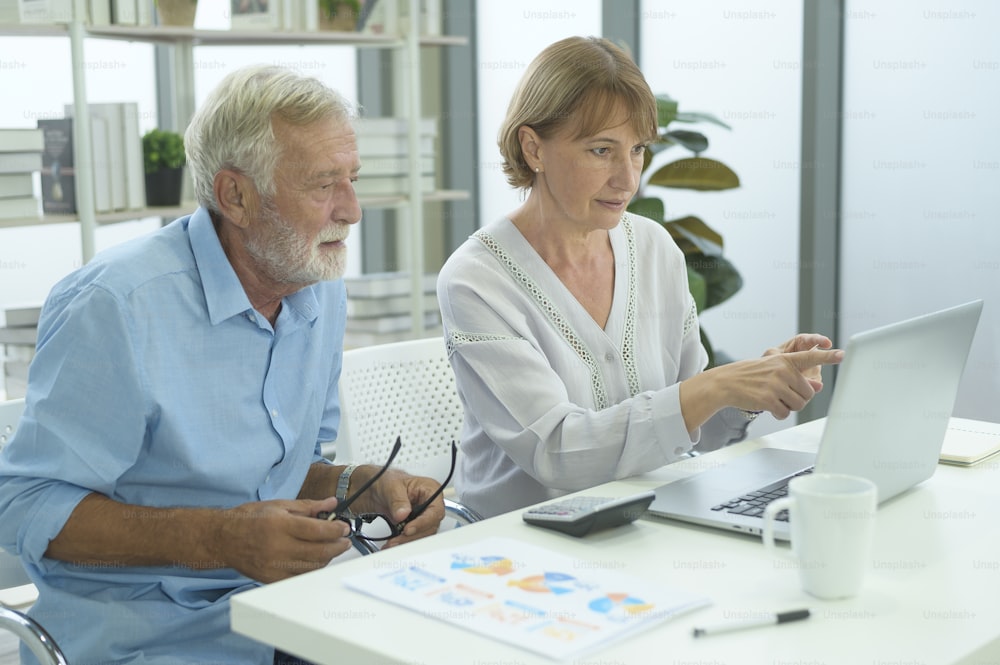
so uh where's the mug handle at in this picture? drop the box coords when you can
[762,496,795,555]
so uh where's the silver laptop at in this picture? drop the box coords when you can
[646,300,984,540]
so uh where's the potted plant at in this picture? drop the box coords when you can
[627,95,742,367]
[317,0,361,31]
[155,0,198,27]
[142,128,186,207]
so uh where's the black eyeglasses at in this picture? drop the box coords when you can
[321,436,457,550]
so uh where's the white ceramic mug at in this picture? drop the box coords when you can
[762,473,878,600]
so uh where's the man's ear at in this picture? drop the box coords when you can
[214,169,256,229]
[518,125,543,172]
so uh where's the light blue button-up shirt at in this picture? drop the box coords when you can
[0,208,345,664]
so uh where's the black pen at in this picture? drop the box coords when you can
[692,608,811,638]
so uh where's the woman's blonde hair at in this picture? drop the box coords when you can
[498,36,658,190]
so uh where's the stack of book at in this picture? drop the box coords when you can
[0,128,43,222]
[87,0,154,26]
[0,304,40,400]
[40,102,145,215]
[353,117,437,197]
[0,0,73,23]
[343,272,441,347]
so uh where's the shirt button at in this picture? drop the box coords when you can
[271,408,278,418]
[605,353,614,362]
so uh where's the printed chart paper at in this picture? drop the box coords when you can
[342,536,710,660]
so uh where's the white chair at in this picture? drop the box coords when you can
[0,399,34,597]
[0,400,67,664]
[336,336,483,535]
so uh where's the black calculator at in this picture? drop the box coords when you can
[521,491,656,537]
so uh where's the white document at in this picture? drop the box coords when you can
[343,536,710,660]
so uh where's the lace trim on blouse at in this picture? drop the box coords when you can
[619,216,640,398]
[683,299,698,337]
[470,216,642,408]
[445,330,514,358]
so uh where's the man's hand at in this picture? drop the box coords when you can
[345,467,447,548]
[215,497,352,583]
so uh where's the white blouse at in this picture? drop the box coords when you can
[437,213,749,518]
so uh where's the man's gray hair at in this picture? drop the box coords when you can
[184,65,356,212]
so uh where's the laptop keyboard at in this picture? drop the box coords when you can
[710,467,814,520]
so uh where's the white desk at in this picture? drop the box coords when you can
[231,419,1000,664]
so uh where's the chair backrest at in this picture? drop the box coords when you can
[337,337,462,484]
[0,398,33,592]
[0,398,25,449]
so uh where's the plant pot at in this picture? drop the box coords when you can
[156,0,198,27]
[144,167,184,207]
[318,3,358,31]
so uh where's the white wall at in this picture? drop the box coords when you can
[841,0,999,421]
[639,0,804,435]
[475,0,602,226]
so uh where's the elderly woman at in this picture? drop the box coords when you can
[437,36,843,518]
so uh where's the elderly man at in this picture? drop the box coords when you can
[0,65,444,664]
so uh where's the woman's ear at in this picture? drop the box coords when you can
[518,125,543,173]
[213,169,256,229]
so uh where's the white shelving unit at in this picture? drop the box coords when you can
[0,0,468,337]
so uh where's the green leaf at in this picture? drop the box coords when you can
[626,196,664,222]
[686,265,707,312]
[673,111,732,130]
[688,254,743,310]
[656,95,678,128]
[663,129,709,154]
[665,215,723,255]
[700,327,717,369]
[647,157,740,191]
[142,129,185,173]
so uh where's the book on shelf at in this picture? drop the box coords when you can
[279,0,298,30]
[37,118,76,215]
[354,174,435,196]
[344,271,438,299]
[355,134,435,157]
[135,0,152,26]
[3,304,42,328]
[345,311,441,334]
[119,103,145,209]
[346,292,439,319]
[229,0,279,30]
[0,195,40,220]
[343,326,444,350]
[64,102,145,211]
[87,0,112,25]
[110,0,137,25]
[0,128,44,153]
[360,155,434,176]
[89,115,113,213]
[354,117,438,137]
[0,173,34,199]
[0,0,73,23]
[0,152,43,175]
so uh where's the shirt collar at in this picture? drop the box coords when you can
[188,207,320,326]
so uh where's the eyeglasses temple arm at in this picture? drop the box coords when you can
[328,436,402,519]
[398,441,457,527]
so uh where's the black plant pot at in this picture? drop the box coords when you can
[144,167,184,207]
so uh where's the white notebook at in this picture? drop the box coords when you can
[939,417,1000,466]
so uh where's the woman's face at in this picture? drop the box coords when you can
[529,105,647,233]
